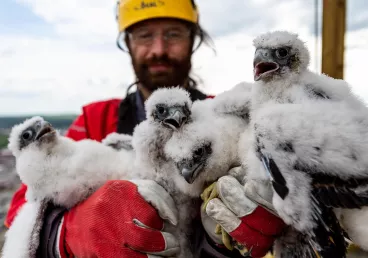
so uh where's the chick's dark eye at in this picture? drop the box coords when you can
[22,130,33,140]
[276,48,289,59]
[157,106,166,115]
[194,147,204,157]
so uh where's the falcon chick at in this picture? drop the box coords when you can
[242,30,368,257]
[156,109,247,257]
[164,113,247,197]
[248,101,368,257]
[131,86,192,171]
[7,116,135,208]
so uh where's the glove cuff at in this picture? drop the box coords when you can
[242,206,286,236]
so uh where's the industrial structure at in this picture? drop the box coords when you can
[321,0,346,79]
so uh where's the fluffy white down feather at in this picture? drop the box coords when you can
[101,132,133,150]
[335,207,368,251]
[207,81,253,118]
[2,201,44,258]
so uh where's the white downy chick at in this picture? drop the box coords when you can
[246,101,368,257]
[101,132,133,151]
[159,111,247,257]
[241,30,368,257]
[129,87,200,258]
[131,86,192,172]
[7,116,135,209]
[165,115,246,197]
[191,81,253,123]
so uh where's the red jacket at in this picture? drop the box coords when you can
[5,98,121,227]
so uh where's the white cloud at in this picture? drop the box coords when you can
[15,0,118,43]
[1,0,368,115]
[345,27,368,104]
[0,34,134,115]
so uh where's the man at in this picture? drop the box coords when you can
[4,1,286,257]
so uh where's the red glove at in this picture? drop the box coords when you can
[203,175,286,258]
[58,180,180,258]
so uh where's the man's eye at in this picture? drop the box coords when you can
[137,32,152,39]
[166,31,182,39]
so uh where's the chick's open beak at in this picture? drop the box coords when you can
[253,49,279,81]
[35,121,55,141]
[163,107,188,130]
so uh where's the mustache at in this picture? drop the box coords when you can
[143,54,178,67]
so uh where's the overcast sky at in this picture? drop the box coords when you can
[1,0,368,115]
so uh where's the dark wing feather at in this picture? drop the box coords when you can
[261,154,289,199]
[264,156,348,257]
[106,138,133,151]
[295,162,368,209]
[294,163,368,257]
[276,230,320,258]
[304,84,331,100]
[310,196,348,258]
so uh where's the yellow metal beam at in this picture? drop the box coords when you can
[321,0,346,79]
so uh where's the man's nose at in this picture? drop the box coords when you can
[149,36,167,56]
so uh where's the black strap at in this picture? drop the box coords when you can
[188,87,209,101]
[36,203,67,258]
[116,91,138,135]
[192,218,247,258]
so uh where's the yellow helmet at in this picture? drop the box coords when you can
[116,0,199,32]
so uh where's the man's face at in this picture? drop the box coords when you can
[128,19,193,91]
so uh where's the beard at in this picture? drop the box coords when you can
[132,53,192,91]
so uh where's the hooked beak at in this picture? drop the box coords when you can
[253,49,279,81]
[261,154,289,199]
[163,107,188,130]
[35,121,55,141]
[177,161,204,184]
